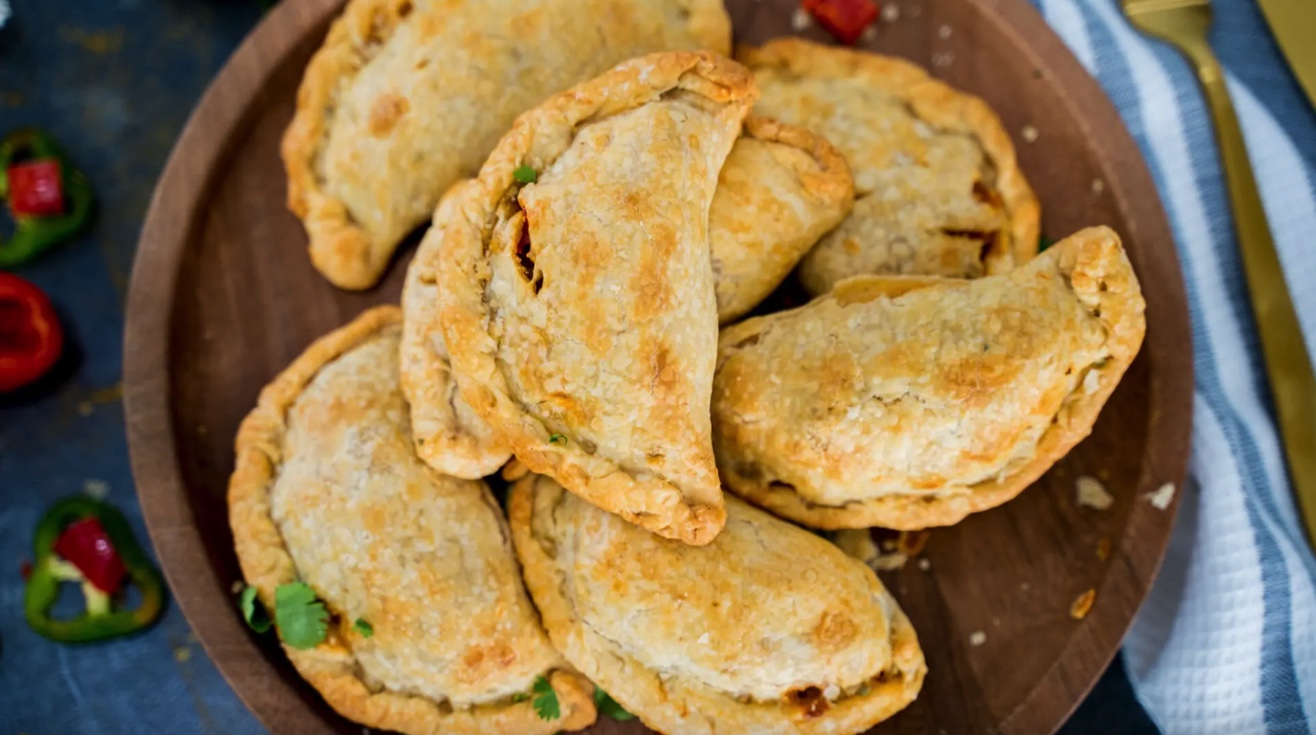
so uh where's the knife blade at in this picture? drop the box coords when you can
[1256,0,1316,112]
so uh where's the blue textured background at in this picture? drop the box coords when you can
[3,0,1252,732]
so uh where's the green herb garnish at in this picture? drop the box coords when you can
[1038,234,1056,252]
[857,684,872,696]
[549,433,566,445]
[513,165,538,184]
[354,617,374,638]
[512,692,529,703]
[531,675,560,721]
[593,687,635,721]
[275,582,329,650]
[238,585,271,633]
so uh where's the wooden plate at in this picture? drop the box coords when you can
[123,0,1193,733]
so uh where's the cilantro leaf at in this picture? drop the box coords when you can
[513,165,538,184]
[238,585,271,633]
[354,617,374,638]
[531,675,560,721]
[274,582,328,650]
[548,433,566,445]
[512,692,528,703]
[593,686,635,721]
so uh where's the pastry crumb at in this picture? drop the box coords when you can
[231,580,245,595]
[917,558,931,571]
[938,24,953,39]
[83,479,111,499]
[969,631,986,646]
[830,529,910,571]
[1076,475,1114,510]
[932,51,954,68]
[1021,582,1031,591]
[1021,125,1039,142]
[881,4,900,22]
[1096,536,1112,561]
[1070,589,1097,620]
[173,646,192,663]
[823,684,841,701]
[77,401,94,416]
[791,7,812,30]
[1092,178,1105,194]
[861,25,879,43]
[1147,482,1176,510]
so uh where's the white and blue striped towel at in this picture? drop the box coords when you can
[1032,0,1316,732]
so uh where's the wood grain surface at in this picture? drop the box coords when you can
[123,1,1194,733]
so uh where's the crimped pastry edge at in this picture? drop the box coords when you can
[227,306,594,735]
[508,473,927,735]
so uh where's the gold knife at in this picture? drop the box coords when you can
[1256,0,1316,110]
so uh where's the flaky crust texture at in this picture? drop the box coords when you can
[713,227,1146,530]
[282,0,732,289]
[436,52,757,545]
[736,38,1041,292]
[711,116,854,324]
[401,181,513,479]
[510,474,926,735]
[228,306,594,735]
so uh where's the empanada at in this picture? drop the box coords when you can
[437,52,757,545]
[712,227,1146,530]
[284,0,731,289]
[401,118,850,478]
[711,116,854,323]
[737,38,1040,294]
[228,307,594,735]
[402,182,513,479]
[509,473,926,735]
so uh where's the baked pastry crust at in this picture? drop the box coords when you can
[401,121,849,477]
[228,306,594,735]
[436,52,757,545]
[283,0,732,290]
[509,473,926,735]
[401,182,513,479]
[712,227,1145,530]
[712,116,854,323]
[736,38,1040,293]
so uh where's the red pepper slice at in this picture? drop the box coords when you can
[803,0,880,45]
[52,517,127,594]
[0,273,64,393]
[7,159,65,216]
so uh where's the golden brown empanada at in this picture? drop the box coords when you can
[510,473,926,735]
[713,227,1145,530]
[401,118,850,478]
[284,0,731,290]
[228,307,594,735]
[711,116,854,323]
[737,38,1040,294]
[437,52,757,545]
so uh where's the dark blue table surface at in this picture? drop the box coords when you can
[0,1,1158,733]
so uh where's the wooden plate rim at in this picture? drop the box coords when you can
[123,0,1194,733]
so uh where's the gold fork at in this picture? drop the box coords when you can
[1122,0,1316,548]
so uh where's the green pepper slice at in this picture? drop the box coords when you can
[0,129,95,268]
[24,497,165,643]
